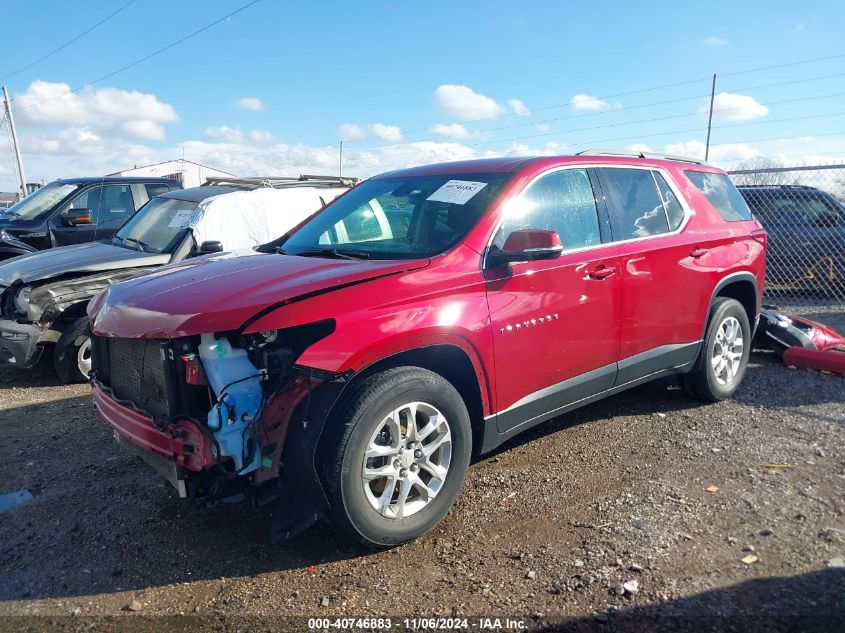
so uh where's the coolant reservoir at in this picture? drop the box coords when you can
[198,333,263,473]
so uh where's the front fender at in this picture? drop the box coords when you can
[243,254,496,417]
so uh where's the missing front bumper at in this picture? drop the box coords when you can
[114,431,188,498]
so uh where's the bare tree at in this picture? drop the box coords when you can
[729,157,795,186]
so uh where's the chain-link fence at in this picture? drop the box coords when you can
[728,164,845,307]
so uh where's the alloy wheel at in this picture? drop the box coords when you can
[361,401,452,519]
[711,316,743,386]
[77,337,92,378]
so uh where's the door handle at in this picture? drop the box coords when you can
[588,266,616,280]
[690,248,710,258]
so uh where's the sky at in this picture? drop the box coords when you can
[1,0,844,191]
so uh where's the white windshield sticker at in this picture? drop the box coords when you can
[426,180,488,205]
[167,209,195,228]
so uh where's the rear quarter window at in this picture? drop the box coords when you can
[685,170,753,221]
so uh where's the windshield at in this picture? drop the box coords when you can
[1,181,80,221]
[282,172,512,259]
[114,196,199,253]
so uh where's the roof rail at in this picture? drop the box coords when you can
[576,149,710,166]
[202,175,360,189]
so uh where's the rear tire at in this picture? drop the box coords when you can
[322,367,472,547]
[54,317,92,384]
[680,298,751,402]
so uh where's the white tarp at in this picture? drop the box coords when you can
[190,186,348,250]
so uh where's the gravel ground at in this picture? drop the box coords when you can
[0,305,843,632]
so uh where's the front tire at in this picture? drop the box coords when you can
[54,317,92,384]
[681,298,751,402]
[323,367,472,547]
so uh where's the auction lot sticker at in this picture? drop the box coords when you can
[168,209,196,228]
[427,180,488,205]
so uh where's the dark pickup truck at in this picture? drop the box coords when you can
[0,176,181,260]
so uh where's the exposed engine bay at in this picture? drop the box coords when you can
[89,320,339,502]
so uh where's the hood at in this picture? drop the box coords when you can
[0,241,169,287]
[0,213,44,228]
[90,250,430,338]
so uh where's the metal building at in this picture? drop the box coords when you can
[107,159,236,188]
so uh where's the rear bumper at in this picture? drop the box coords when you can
[91,378,214,472]
[0,320,43,368]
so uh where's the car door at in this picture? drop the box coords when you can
[485,167,622,433]
[93,184,136,241]
[594,166,710,385]
[49,185,102,246]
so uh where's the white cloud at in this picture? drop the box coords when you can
[204,125,244,143]
[434,84,506,120]
[663,139,760,162]
[369,123,402,141]
[570,93,619,112]
[483,141,569,158]
[204,126,274,144]
[120,120,166,141]
[237,97,264,111]
[625,143,654,154]
[535,124,551,134]
[430,123,470,138]
[249,129,274,143]
[376,141,475,171]
[699,92,768,122]
[339,123,366,141]
[17,81,178,131]
[703,35,728,47]
[508,98,529,116]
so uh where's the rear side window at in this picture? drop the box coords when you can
[598,168,669,240]
[653,172,685,231]
[146,183,172,199]
[685,171,752,221]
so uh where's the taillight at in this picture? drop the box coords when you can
[751,228,767,250]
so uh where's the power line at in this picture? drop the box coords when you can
[364,92,845,166]
[348,71,845,154]
[13,0,260,112]
[372,129,845,173]
[340,51,845,146]
[719,152,845,164]
[0,1,138,82]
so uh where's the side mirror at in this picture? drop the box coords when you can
[198,240,223,254]
[61,209,94,226]
[487,229,563,267]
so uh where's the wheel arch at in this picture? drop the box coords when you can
[705,272,759,338]
[52,300,90,327]
[340,344,487,452]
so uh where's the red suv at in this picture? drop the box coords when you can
[88,152,766,546]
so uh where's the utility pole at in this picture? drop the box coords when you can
[338,140,343,179]
[2,86,27,199]
[704,73,717,161]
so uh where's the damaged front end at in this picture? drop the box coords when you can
[0,268,158,368]
[0,281,55,367]
[91,319,352,540]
